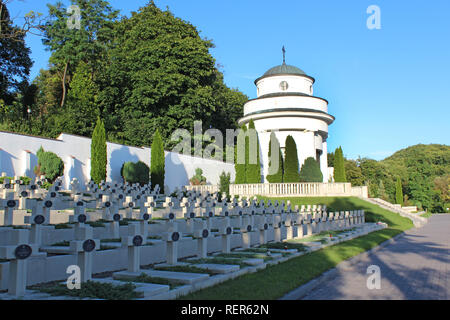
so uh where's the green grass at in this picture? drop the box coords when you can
[51,241,70,246]
[30,280,141,300]
[85,221,105,228]
[260,242,307,251]
[215,252,273,261]
[118,273,184,289]
[154,265,217,276]
[180,196,413,300]
[420,212,432,218]
[187,257,251,268]
[54,223,72,229]
[101,238,121,243]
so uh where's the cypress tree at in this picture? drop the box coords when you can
[234,125,247,184]
[150,129,165,193]
[246,119,261,183]
[266,132,283,183]
[283,135,300,182]
[90,117,107,184]
[395,177,403,205]
[299,157,323,182]
[334,146,347,182]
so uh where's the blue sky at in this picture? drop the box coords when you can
[8,0,450,160]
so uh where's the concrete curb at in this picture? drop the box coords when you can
[279,231,406,300]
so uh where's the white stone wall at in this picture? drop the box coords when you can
[0,131,235,191]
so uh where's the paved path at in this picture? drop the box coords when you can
[301,214,450,300]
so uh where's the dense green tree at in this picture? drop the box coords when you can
[99,2,246,147]
[0,1,32,105]
[234,125,247,184]
[150,129,165,193]
[333,146,346,182]
[246,119,261,183]
[283,135,300,182]
[42,0,119,107]
[90,117,107,184]
[299,157,323,182]
[345,159,364,186]
[266,132,283,183]
[395,177,403,205]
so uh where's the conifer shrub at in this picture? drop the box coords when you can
[299,157,323,182]
[283,135,300,182]
[150,129,165,193]
[34,146,64,183]
[121,161,150,185]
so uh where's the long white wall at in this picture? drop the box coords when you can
[0,131,235,192]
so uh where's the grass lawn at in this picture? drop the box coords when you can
[180,196,413,300]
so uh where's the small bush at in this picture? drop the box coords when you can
[121,161,150,186]
[34,146,64,183]
[190,168,207,185]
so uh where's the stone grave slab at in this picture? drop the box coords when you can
[191,263,240,274]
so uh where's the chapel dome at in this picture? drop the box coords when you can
[263,62,307,77]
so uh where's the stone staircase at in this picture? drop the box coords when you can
[362,197,428,228]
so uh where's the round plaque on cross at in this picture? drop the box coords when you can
[54,186,60,192]
[247,225,252,232]
[224,211,229,217]
[78,214,87,223]
[105,201,111,208]
[30,185,37,190]
[168,213,175,220]
[143,213,150,221]
[14,244,32,260]
[34,215,45,225]
[76,201,84,207]
[113,213,121,222]
[202,229,209,238]
[226,226,232,235]
[7,200,16,208]
[132,235,143,246]
[21,191,28,197]
[83,239,96,252]
[4,183,11,189]
[171,232,180,242]
[239,211,243,216]
[264,223,268,230]
[44,200,52,208]
[128,202,134,208]
[50,192,56,198]
[208,212,213,217]
[136,195,141,200]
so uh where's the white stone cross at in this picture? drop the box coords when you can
[193,219,209,258]
[69,225,100,282]
[121,223,144,274]
[162,221,180,265]
[0,229,39,297]
[1,193,18,226]
[219,217,232,253]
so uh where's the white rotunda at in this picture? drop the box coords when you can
[238,53,335,182]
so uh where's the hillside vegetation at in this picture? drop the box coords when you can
[332,144,449,213]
